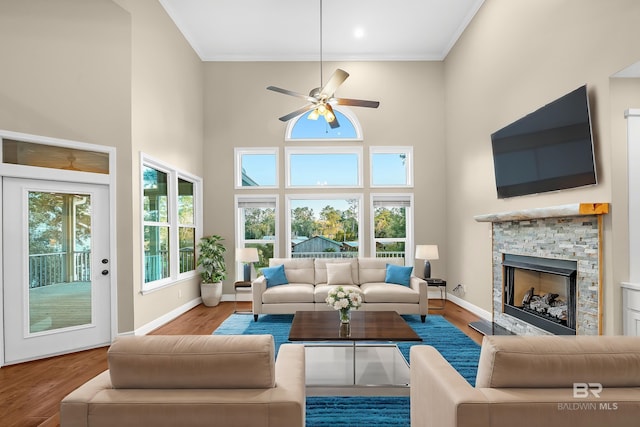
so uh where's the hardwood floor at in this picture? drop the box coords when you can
[0,300,482,427]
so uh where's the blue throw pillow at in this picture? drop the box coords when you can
[262,264,289,288]
[385,264,413,287]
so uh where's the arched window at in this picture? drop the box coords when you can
[285,106,363,141]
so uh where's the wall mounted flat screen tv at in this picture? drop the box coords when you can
[491,85,597,199]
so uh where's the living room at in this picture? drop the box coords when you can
[1,0,640,424]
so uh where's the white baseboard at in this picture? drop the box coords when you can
[445,293,492,321]
[134,297,203,336]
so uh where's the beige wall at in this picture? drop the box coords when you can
[0,0,135,331]
[115,0,205,331]
[0,0,205,334]
[444,0,640,333]
[204,61,447,294]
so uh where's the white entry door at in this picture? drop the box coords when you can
[3,178,111,364]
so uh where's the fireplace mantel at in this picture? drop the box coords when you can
[474,203,609,223]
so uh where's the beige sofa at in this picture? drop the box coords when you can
[410,335,640,427]
[252,257,428,322]
[60,335,305,427]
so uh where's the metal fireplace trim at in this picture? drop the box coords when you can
[502,254,577,335]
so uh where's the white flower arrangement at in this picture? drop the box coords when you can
[325,286,362,311]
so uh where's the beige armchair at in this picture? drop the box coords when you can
[410,335,640,427]
[60,334,305,427]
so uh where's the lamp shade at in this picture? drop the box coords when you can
[235,247,259,263]
[415,245,439,260]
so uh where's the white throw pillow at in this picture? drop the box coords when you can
[326,262,354,286]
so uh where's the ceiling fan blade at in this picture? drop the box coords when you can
[267,86,316,103]
[325,104,340,129]
[320,69,349,98]
[278,104,315,122]
[335,98,380,108]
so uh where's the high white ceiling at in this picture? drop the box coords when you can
[159,0,485,61]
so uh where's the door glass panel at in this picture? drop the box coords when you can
[28,191,92,333]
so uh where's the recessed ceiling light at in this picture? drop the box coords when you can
[354,27,365,39]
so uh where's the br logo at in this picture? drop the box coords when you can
[573,383,603,398]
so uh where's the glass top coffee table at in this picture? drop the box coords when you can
[288,310,422,396]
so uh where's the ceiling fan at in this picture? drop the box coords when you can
[266,0,379,129]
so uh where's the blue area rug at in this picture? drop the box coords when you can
[214,314,480,426]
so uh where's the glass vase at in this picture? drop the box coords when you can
[339,308,351,324]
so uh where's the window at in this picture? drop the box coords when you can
[286,195,362,258]
[235,195,278,279]
[234,148,278,188]
[141,155,202,291]
[286,107,363,141]
[371,194,413,264]
[370,146,413,187]
[285,146,363,188]
[178,178,196,273]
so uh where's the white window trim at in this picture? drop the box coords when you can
[285,106,364,141]
[370,146,414,188]
[284,146,363,189]
[285,193,363,258]
[234,147,279,189]
[140,153,203,293]
[235,194,280,280]
[370,193,414,265]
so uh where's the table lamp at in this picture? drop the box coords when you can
[415,245,439,279]
[236,247,259,282]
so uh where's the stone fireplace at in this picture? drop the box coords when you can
[475,203,608,336]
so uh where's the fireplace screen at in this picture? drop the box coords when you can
[503,254,577,335]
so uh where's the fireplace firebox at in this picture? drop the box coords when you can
[502,254,577,335]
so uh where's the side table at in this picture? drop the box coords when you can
[426,278,446,310]
[234,281,252,314]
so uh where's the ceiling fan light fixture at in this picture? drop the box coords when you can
[308,109,320,120]
[266,0,379,125]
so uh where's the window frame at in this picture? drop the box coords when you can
[235,194,279,280]
[370,193,414,265]
[140,153,203,293]
[284,146,363,189]
[234,147,279,189]
[285,193,363,258]
[370,146,414,188]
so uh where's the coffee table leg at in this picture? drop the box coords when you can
[352,341,356,385]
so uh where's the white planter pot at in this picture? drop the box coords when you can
[201,281,223,307]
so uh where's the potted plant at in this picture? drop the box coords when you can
[197,235,227,307]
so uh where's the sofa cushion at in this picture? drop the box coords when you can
[360,282,420,303]
[475,335,640,389]
[270,258,315,284]
[327,262,355,285]
[314,258,358,285]
[314,284,362,303]
[262,283,315,304]
[358,257,403,284]
[385,264,413,286]
[108,335,275,389]
[262,264,289,287]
